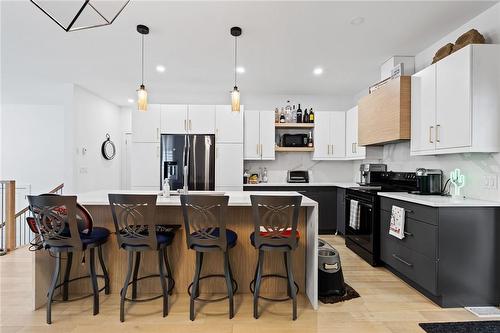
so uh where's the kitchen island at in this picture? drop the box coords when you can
[32,190,319,310]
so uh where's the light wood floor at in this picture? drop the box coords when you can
[0,235,483,333]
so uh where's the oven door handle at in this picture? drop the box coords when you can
[345,197,373,210]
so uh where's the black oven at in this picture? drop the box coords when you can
[345,188,380,266]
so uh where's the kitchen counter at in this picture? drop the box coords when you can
[243,182,359,188]
[378,192,500,207]
[33,190,319,310]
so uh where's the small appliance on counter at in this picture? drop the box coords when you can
[287,170,309,183]
[281,133,308,147]
[359,163,387,185]
[415,168,443,195]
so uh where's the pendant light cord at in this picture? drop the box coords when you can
[234,36,237,87]
[141,34,145,85]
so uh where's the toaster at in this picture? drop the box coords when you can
[287,170,309,183]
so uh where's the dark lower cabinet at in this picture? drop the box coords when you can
[336,188,346,235]
[244,186,338,234]
[380,197,500,308]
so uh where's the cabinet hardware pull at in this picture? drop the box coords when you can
[392,254,413,267]
[429,126,434,143]
[189,119,192,130]
[352,143,355,153]
[436,124,440,143]
[256,144,259,155]
[327,144,330,155]
[404,231,413,237]
[260,144,263,157]
[331,144,334,153]
[354,143,357,154]
[405,209,414,214]
[184,120,187,131]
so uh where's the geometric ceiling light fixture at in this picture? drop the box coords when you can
[137,24,149,112]
[230,26,242,112]
[30,0,130,32]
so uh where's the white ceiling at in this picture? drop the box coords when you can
[1,1,497,106]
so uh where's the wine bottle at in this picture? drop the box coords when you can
[292,105,297,123]
[307,131,313,147]
[309,108,315,123]
[296,104,302,123]
[303,108,309,123]
[279,108,285,123]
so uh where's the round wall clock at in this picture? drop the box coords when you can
[101,133,116,160]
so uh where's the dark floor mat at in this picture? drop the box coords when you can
[419,321,500,333]
[318,283,360,304]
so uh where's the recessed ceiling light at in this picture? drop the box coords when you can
[156,65,166,73]
[128,98,134,103]
[350,16,365,26]
[313,67,324,76]
[236,66,245,74]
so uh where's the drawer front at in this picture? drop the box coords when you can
[380,235,438,294]
[380,197,438,225]
[380,210,438,259]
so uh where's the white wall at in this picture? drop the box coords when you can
[356,2,500,201]
[72,86,122,192]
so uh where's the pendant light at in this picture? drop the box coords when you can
[137,24,149,111]
[230,27,242,112]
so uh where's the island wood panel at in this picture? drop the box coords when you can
[62,206,307,297]
[358,76,411,145]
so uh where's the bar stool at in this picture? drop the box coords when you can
[249,195,302,321]
[180,195,238,321]
[27,195,111,324]
[108,194,175,322]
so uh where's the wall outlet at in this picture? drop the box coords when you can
[481,174,498,190]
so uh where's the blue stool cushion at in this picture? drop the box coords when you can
[81,227,110,246]
[120,231,175,249]
[190,228,238,249]
[250,231,299,248]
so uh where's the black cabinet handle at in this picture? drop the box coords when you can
[404,231,413,237]
[405,209,414,214]
[392,254,413,267]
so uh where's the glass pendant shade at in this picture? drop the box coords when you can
[137,84,148,111]
[231,86,240,112]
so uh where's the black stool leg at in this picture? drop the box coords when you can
[163,247,174,296]
[62,252,73,301]
[158,248,169,317]
[89,248,99,315]
[131,251,141,300]
[190,251,203,321]
[253,249,264,319]
[120,251,134,322]
[285,251,297,320]
[223,251,234,319]
[284,252,291,298]
[47,251,61,324]
[97,245,110,294]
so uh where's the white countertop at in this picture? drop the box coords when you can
[243,182,359,188]
[378,192,500,207]
[76,190,318,207]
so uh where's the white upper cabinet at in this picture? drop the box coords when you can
[346,106,366,159]
[188,105,216,134]
[160,104,188,134]
[244,110,275,160]
[215,143,243,190]
[130,142,160,189]
[330,111,347,158]
[312,111,331,159]
[132,104,161,142]
[215,105,244,143]
[411,64,436,153]
[411,44,500,155]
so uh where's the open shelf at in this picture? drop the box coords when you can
[275,146,315,152]
[274,123,315,129]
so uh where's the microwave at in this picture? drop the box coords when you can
[282,134,308,147]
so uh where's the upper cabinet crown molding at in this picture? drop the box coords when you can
[358,76,411,146]
[411,44,500,156]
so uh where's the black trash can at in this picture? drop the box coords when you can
[318,242,346,297]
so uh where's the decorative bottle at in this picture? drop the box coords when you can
[303,108,309,123]
[162,177,171,197]
[296,104,302,123]
[309,108,315,123]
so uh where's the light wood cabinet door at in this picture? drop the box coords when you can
[330,111,346,158]
[244,111,261,160]
[132,104,161,142]
[215,105,244,143]
[188,105,216,134]
[130,142,160,188]
[216,143,243,188]
[411,65,437,152]
[436,47,472,150]
[160,104,188,134]
[259,110,276,160]
[312,111,331,159]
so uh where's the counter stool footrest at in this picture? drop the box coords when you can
[250,274,299,302]
[188,274,238,303]
[121,273,175,302]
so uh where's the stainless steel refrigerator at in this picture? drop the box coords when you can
[160,134,215,191]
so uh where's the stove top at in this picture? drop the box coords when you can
[350,171,418,194]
